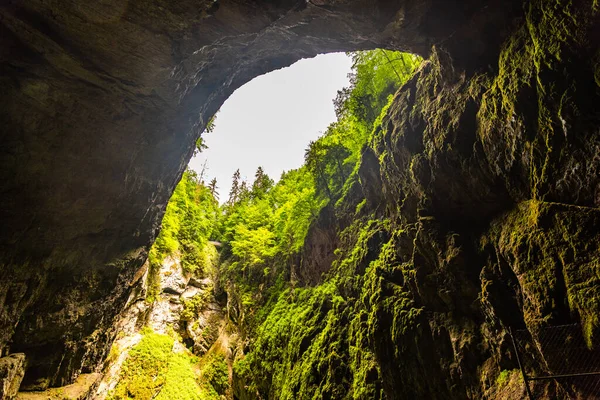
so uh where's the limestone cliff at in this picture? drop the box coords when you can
[92,249,226,399]
[5,247,227,399]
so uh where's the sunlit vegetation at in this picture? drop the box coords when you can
[108,328,227,400]
[215,49,422,396]
[146,171,219,302]
[217,49,421,329]
[306,51,421,202]
[217,165,321,332]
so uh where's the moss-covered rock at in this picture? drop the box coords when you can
[488,201,600,346]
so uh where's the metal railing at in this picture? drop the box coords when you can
[510,324,600,399]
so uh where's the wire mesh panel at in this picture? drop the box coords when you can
[513,324,600,399]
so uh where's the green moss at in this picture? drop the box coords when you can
[231,208,429,399]
[181,290,211,321]
[355,199,366,215]
[490,201,600,347]
[108,328,222,400]
[145,256,162,304]
[199,352,230,396]
[233,282,351,399]
[362,235,421,346]
[109,329,173,399]
[334,217,391,279]
[496,369,518,387]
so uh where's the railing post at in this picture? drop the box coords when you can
[509,327,535,400]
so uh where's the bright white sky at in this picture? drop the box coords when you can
[188,52,352,200]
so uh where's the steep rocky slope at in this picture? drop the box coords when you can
[91,249,228,399]
[230,1,600,398]
[0,0,523,389]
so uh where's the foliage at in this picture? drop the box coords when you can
[306,50,421,202]
[195,111,218,156]
[147,171,219,301]
[221,50,423,398]
[219,49,421,302]
[232,214,423,399]
[335,51,420,127]
[123,48,423,399]
[218,166,321,332]
[181,290,211,321]
[108,328,207,400]
[200,352,230,396]
[233,282,351,399]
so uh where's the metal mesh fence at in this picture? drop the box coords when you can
[512,324,600,399]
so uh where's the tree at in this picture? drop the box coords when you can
[194,110,219,155]
[252,167,274,198]
[334,50,421,130]
[214,49,421,334]
[305,140,333,201]
[228,169,241,205]
[239,180,250,201]
[208,178,219,200]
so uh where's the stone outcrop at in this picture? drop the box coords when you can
[0,353,25,399]
[93,249,224,399]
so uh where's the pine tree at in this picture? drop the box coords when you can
[252,166,274,198]
[239,180,249,201]
[228,169,241,205]
[208,178,219,200]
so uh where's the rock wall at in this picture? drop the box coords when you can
[0,354,25,400]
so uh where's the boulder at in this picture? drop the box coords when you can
[0,353,25,399]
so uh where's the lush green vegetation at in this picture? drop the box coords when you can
[306,51,420,202]
[147,171,219,301]
[217,166,320,332]
[108,329,196,400]
[108,328,228,400]
[113,6,600,397]
[214,50,420,338]
[200,352,230,396]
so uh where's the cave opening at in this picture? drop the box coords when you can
[0,0,485,390]
[188,52,353,197]
[187,50,422,200]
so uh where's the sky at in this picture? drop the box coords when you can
[188,52,352,201]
